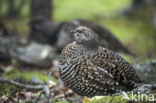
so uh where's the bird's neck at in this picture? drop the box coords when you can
[80,40,98,51]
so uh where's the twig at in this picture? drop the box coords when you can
[34,91,44,103]
[0,78,44,91]
[151,84,156,90]
[44,72,52,103]
[34,72,52,103]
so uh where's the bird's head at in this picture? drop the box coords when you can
[72,26,98,44]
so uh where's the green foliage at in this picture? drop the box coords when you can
[100,17,156,56]
[53,0,131,21]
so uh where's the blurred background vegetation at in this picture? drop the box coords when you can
[0,0,155,59]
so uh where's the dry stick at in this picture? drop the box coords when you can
[34,91,45,103]
[0,78,44,91]
[143,84,156,90]
[44,72,52,103]
[34,72,52,103]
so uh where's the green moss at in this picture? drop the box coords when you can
[87,96,128,103]
[0,83,17,97]
[5,68,57,83]
[84,94,156,103]
[0,68,58,97]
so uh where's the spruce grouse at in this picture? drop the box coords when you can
[56,19,134,55]
[59,26,142,97]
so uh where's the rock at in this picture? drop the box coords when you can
[11,42,58,68]
[133,84,153,94]
[0,20,59,68]
[0,35,58,68]
[133,59,156,83]
[0,36,21,65]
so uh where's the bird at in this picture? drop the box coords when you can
[29,17,134,55]
[58,26,142,97]
[56,19,134,55]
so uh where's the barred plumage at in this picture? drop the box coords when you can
[59,26,142,97]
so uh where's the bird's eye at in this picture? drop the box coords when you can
[76,33,80,36]
[77,30,82,33]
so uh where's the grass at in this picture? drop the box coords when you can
[5,68,57,83]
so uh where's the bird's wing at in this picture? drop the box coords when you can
[92,47,142,88]
[78,60,124,93]
[77,56,120,90]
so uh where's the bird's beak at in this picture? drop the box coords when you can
[70,30,75,33]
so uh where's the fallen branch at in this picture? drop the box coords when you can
[34,72,52,103]
[0,78,44,91]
